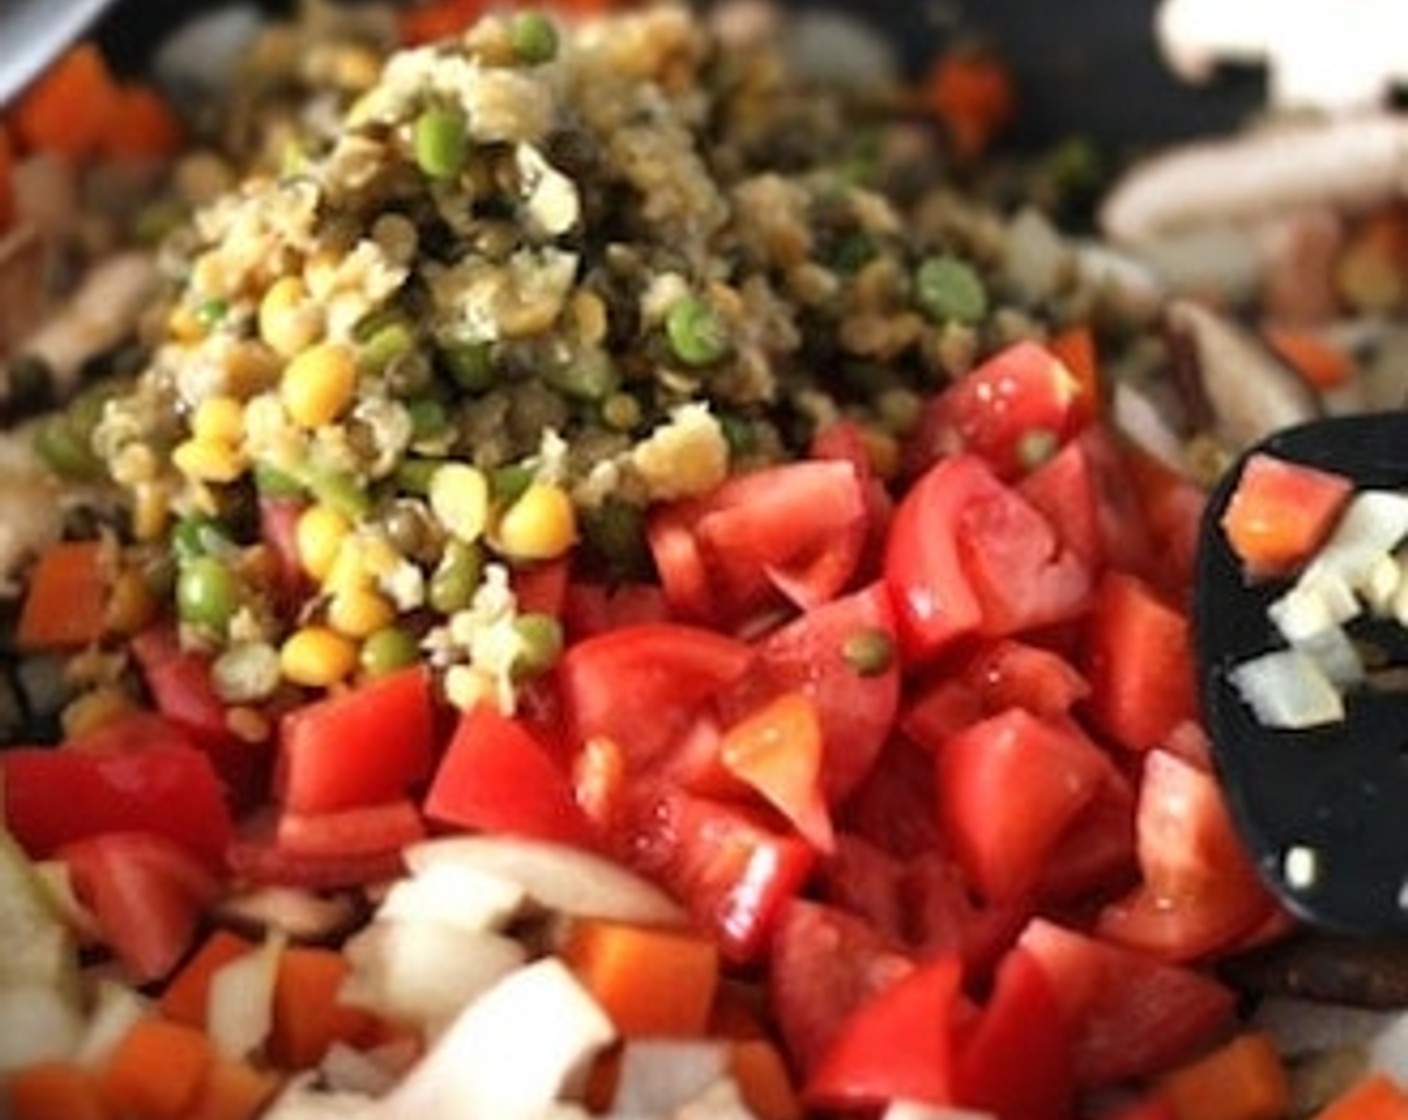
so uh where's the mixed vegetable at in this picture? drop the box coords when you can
[2,3,1408,1120]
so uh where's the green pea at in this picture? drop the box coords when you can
[196,298,230,330]
[361,321,416,376]
[32,415,100,480]
[442,340,495,393]
[665,295,731,367]
[395,457,444,496]
[177,555,241,632]
[915,254,988,325]
[407,397,450,440]
[361,626,421,676]
[512,611,563,677]
[413,106,469,181]
[253,463,304,498]
[429,540,483,615]
[172,514,233,562]
[842,627,895,677]
[510,10,559,64]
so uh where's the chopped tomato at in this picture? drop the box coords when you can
[1219,452,1353,578]
[2,742,233,867]
[1081,571,1197,753]
[61,830,221,985]
[836,736,946,859]
[905,340,1086,480]
[275,798,427,858]
[511,557,571,617]
[1096,749,1278,962]
[424,701,596,846]
[936,708,1110,902]
[963,638,1091,721]
[226,831,405,891]
[562,580,671,639]
[956,946,1076,1120]
[276,666,437,813]
[557,623,753,771]
[647,460,869,627]
[769,899,916,1076]
[805,953,964,1109]
[1018,917,1237,1089]
[885,454,1091,662]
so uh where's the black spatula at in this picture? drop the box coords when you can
[1195,412,1408,938]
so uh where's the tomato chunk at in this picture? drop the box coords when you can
[1220,452,1354,577]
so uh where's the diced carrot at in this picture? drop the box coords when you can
[7,1060,111,1120]
[15,540,110,650]
[560,917,720,1037]
[1156,1032,1290,1120]
[10,43,118,164]
[1265,327,1355,392]
[1048,324,1102,426]
[268,945,378,1070]
[922,44,1017,161]
[728,1039,802,1120]
[396,0,488,44]
[158,928,257,1028]
[98,1017,215,1120]
[184,1059,282,1120]
[100,84,185,162]
[1220,452,1354,578]
[1314,1074,1408,1120]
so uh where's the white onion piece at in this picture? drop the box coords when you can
[380,958,615,1120]
[1298,491,1408,596]
[0,984,83,1071]
[1366,1011,1408,1081]
[404,837,686,927]
[1228,649,1345,728]
[376,861,525,933]
[75,980,150,1070]
[208,931,286,1061]
[882,1101,997,1120]
[611,1040,730,1116]
[340,920,525,1035]
[262,1073,377,1119]
[319,1040,404,1098]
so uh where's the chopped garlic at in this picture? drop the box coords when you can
[629,403,729,502]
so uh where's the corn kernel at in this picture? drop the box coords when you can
[296,504,353,583]
[323,536,375,596]
[326,585,396,639]
[281,342,358,428]
[429,462,491,543]
[172,437,246,484]
[191,396,245,445]
[259,276,324,357]
[280,626,359,688]
[494,480,577,561]
[168,303,205,343]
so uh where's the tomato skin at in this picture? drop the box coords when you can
[2,743,233,867]
[277,666,437,813]
[61,830,221,985]
[423,701,596,846]
[558,623,754,771]
[275,798,427,858]
[805,953,964,1109]
[905,340,1086,481]
[936,708,1109,903]
[885,454,1091,662]
[1018,917,1237,1089]
[956,946,1076,1120]
[1081,572,1197,753]
[1096,749,1278,962]
[769,899,916,1076]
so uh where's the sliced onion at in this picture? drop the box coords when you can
[611,1040,730,1116]
[1228,648,1345,729]
[208,930,286,1061]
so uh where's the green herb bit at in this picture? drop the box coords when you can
[915,254,989,325]
[843,627,895,677]
[510,10,559,65]
[413,106,470,181]
[665,295,731,367]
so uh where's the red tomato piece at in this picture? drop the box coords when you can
[1018,917,1237,1088]
[1096,749,1278,962]
[258,495,310,611]
[562,581,671,640]
[510,557,571,617]
[423,701,596,846]
[277,666,437,813]
[957,946,1077,1120]
[885,454,1091,662]
[769,899,916,1076]
[740,583,902,803]
[905,340,1086,480]
[1035,788,1138,907]
[936,708,1109,902]
[1220,451,1353,578]
[558,623,754,771]
[805,953,964,1110]
[647,460,869,626]
[61,830,221,985]
[836,735,946,859]
[227,829,405,891]
[2,744,233,867]
[619,788,814,962]
[1081,572,1197,753]
[275,798,427,858]
[62,709,196,754]
[963,638,1091,719]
